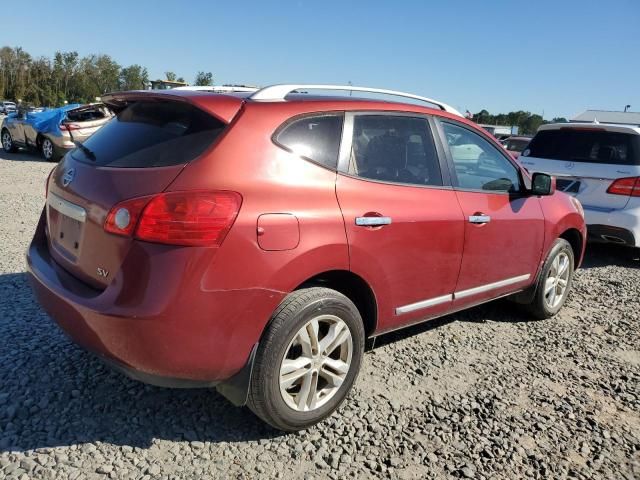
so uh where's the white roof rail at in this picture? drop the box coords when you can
[249,84,462,117]
[173,85,259,93]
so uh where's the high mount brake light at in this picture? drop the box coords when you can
[607,177,640,197]
[104,191,242,247]
[559,127,605,132]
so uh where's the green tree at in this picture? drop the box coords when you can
[194,71,213,86]
[120,64,149,90]
[165,71,176,81]
[92,54,121,95]
[474,109,491,124]
[521,114,544,135]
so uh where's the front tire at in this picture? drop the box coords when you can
[525,238,575,319]
[248,287,365,431]
[2,129,16,153]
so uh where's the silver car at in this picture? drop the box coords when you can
[0,101,17,115]
[1,103,112,161]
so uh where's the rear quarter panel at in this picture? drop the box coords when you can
[164,103,350,372]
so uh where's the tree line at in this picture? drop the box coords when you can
[1,45,565,134]
[0,46,214,107]
[470,109,568,135]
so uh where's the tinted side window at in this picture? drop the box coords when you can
[442,122,521,193]
[525,129,640,165]
[349,115,442,186]
[506,138,529,152]
[70,101,226,167]
[275,114,343,169]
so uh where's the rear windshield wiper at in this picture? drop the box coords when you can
[74,141,96,161]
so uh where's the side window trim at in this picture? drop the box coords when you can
[433,117,525,195]
[272,111,345,171]
[337,111,452,188]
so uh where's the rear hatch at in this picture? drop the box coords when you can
[520,127,640,210]
[45,93,242,289]
[62,104,113,142]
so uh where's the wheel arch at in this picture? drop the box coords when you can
[219,269,378,408]
[559,227,583,268]
[294,270,378,338]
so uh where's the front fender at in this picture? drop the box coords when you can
[539,192,587,266]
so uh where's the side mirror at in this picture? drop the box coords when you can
[531,172,555,196]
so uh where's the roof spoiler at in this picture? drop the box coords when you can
[101,90,244,123]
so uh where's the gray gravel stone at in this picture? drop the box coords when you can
[1,151,639,480]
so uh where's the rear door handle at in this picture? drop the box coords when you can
[468,214,491,224]
[355,216,392,227]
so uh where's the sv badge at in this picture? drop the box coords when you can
[97,267,109,278]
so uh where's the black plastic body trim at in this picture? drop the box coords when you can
[587,224,636,246]
[215,343,259,406]
[98,342,259,407]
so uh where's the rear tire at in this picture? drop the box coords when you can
[524,238,575,319]
[2,129,16,153]
[41,137,58,162]
[247,287,365,431]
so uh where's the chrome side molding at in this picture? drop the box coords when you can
[395,294,452,315]
[395,274,531,315]
[454,274,531,299]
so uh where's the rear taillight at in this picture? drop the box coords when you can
[104,196,154,237]
[607,177,640,197]
[60,123,81,131]
[104,191,242,247]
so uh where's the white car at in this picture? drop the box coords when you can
[520,123,640,248]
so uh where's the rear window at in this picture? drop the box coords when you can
[70,101,226,167]
[66,107,109,122]
[524,129,640,165]
[274,114,343,169]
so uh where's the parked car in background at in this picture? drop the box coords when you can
[502,135,531,159]
[1,103,112,161]
[28,84,585,431]
[0,101,17,115]
[520,123,640,248]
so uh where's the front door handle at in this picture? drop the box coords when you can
[355,216,392,227]
[468,214,491,224]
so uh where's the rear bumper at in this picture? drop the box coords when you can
[26,212,283,386]
[584,205,640,246]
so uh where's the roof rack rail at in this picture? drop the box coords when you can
[173,85,259,93]
[249,84,462,116]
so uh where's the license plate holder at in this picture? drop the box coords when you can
[47,193,86,257]
[56,214,83,252]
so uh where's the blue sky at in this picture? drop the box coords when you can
[5,0,639,119]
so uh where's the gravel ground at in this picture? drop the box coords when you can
[1,151,639,479]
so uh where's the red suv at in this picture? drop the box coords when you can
[27,85,586,431]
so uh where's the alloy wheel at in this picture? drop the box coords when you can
[2,132,11,151]
[544,252,570,309]
[279,314,353,412]
[42,139,53,159]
